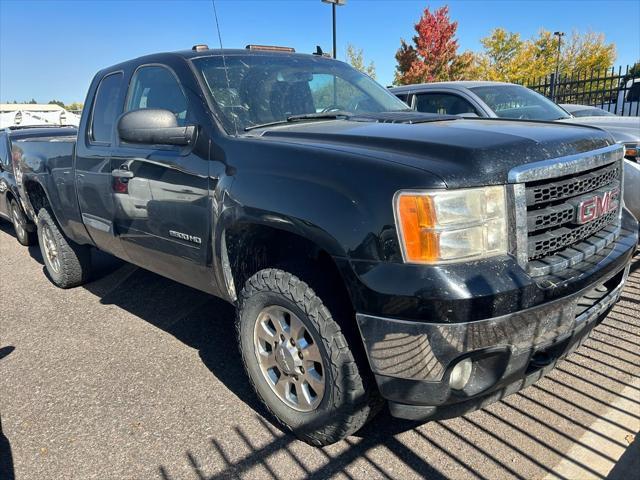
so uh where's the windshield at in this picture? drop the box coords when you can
[193,54,410,133]
[470,85,571,121]
[570,107,615,117]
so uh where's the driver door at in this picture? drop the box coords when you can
[109,64,211,290]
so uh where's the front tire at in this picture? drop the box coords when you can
[237,268,378,446]
[36,208,91,288]
[10,199,36,246]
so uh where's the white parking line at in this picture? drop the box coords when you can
[545,378,640,479]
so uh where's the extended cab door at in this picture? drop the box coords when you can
[109,63,213,292]
[74,71,129,259]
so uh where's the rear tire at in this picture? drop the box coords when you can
[36,207,91,288]
[237,268,378,446]
[10,199,36,246]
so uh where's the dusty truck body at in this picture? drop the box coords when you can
[15,46,638,445]
[0,126,77,245]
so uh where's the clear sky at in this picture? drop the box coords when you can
[1,0,638,104]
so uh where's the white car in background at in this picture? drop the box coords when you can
[390,81,640,223]
[603,78,640,117]
[560,104,616,117]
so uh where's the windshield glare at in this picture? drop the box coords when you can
[193,54,409,133]
[470,85,571,121]
[571,107,615,117]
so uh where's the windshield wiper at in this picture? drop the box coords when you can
[244,120,291,132]
[286,111,352,121]
[244,111,352,132]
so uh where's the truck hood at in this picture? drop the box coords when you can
[558,116,640,144]
[257,116,613,187]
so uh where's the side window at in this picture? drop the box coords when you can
[91,72,124,144]
[626,82,640,102]
[395,93,410,105]
[126,66,189,125]
[415,93,478,116]
[0,134,8,167]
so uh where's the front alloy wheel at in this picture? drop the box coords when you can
[254,305,326,412]
[237,268,378,446]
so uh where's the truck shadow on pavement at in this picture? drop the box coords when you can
[0,345,16,480]
[0,414,15,480]
[85,249,639,480]
[80,255,451,479]
[4,222,638,479]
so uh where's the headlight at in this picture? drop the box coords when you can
[394,186,508,264]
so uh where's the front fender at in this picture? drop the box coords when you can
[219,139,446,263]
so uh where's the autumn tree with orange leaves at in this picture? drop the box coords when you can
[394,6,474,85]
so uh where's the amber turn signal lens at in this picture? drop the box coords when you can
[394,187,508,264]
[625,147,638,158]
[397,194,439,262]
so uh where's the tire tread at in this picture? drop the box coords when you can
[237,268,380,446]
[37,208,91,288]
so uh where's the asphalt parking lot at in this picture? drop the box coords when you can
[0,221,638,480]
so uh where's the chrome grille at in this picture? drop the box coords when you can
[526,162,620,206]
[528,210,617,259]
[527,204,575,233]
[509,144,624,277]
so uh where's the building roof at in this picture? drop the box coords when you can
[0,103,65,112]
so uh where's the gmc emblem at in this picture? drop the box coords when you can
[575,187,620,224]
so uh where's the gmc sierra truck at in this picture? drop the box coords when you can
[15,45,638,446]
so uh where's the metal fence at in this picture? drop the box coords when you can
[522,65,640,116]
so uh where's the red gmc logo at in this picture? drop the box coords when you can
[576,187,620,224]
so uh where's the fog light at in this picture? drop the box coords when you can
[449,358,473,390]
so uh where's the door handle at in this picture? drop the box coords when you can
[111,168,134,179]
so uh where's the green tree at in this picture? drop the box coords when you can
[477,28,523,80]
[475,28,616,83]
[623,61,640,83]
[48,99,65,108]
[561,30,616,77]
[65,102,84,112]
[346,44,376,79]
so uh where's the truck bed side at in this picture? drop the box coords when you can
[15,135,94,246]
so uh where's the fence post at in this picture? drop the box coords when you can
[549,72,556,101]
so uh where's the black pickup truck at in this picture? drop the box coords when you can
[1,126,77,245]
[15,45,638,446]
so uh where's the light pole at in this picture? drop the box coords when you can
[322,0,346,59]
[553,31,565,100]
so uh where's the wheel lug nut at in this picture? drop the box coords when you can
[280,334,285,341]
[300,367,305,374]
[290,338,295,346]
[298,352,303,359]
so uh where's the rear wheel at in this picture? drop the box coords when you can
[10,200,36,246]
[36,208,91,288]
[237,268,378,446]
